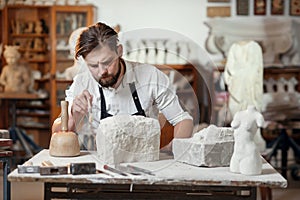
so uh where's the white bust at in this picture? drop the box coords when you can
[230,105,265,175]
[65,27,87,80]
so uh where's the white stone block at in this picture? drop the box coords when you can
[173,125,234,167]
[96,115,160,164]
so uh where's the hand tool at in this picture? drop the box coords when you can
[126,164,155,176]
[103,164,128,176]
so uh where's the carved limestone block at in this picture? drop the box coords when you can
[173,125,234,167]
[96,115,160,164]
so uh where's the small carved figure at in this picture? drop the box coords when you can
[229,105,265,175]
[34,20,43,34]
[33,38,44,51]
[24,21,34,33]
[0,45,31,93]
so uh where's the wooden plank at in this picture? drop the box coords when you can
[0,139,12,147]
[0,92,41,100]
[0,150,13,157]
[207,6,231,17]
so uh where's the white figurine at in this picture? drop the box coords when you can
[224,40,266,152]
[230,105,265,175]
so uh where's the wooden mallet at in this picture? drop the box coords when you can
[49,101,80,157]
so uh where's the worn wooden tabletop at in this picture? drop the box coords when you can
[8,149,287,189]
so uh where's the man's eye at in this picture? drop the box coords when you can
[90,64,98,68]
[102,59,113,66]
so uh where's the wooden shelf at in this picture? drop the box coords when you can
[35,78,50,83]
[56,58,73,62]
[55,79,73,84]
[16,111,50,117]
[27,59,49,63]
[19,48,47,53]
[11,33,48,38]
[18,124,50,130]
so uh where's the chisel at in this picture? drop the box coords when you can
[103,165,128,176]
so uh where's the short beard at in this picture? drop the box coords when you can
[99,61,121,88]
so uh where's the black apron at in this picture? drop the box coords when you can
[99,82,146,119]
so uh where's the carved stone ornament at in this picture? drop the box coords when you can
[205,18,294,66]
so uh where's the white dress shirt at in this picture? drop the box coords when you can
[65,60,192,136]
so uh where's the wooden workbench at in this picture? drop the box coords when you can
[8,150,287,200]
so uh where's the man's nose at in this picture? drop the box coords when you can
[97,66,108,76]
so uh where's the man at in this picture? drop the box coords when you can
[52,22,193,152]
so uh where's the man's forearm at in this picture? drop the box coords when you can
[161,119,193,152]
[174,119,193,138]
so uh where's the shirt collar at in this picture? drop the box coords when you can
[122,60,137,85]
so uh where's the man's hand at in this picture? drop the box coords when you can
[69,90,93,131]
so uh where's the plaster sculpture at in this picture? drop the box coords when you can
[224,41,263,117]
[96,115,160,164]
[137,40,147,63]
[173,125,234,167]
[277,77,287,93]
[224,40,266,152]
[287,77,298,93]
[65,27,87,80]
[205,18,293,66]
[262,77,299,121]
[281,20,300,66]
[264,78,276,93]
[156,40,167,64]
[0,45,31,93]
[230,105,265,175]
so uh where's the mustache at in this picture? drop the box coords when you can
[99,72,111,79]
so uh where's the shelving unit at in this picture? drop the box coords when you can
[50,5,96,123]
[1,5,51,148]
[0,5,96,148]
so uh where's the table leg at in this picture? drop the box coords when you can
[259,187,272,200]
[2,158,11,200]
[265,129,300,179]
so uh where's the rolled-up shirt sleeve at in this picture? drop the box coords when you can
[153,69,193,126]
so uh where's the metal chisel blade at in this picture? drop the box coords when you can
[115,165,142,175]
[126,164,155,176]
[103,165,128,176]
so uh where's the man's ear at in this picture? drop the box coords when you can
[117,44,123,57]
